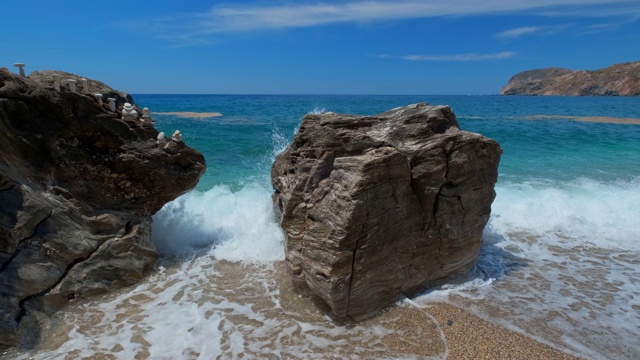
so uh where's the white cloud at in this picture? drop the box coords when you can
[577,20,637,34]
[539,4,640,17]
[148,0,638,44]
[402,52,516,61]
[494,24,574,39]
[495,26,543,39]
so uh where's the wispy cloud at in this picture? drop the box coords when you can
[583,23,621,33]
[146,0,638,45]
[494,24,573,39]
[495,26,543,39]
[158,34,213,48]
[539,3,640,17]
[402,52,516,61]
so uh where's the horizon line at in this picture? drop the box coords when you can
[131,93,504,96]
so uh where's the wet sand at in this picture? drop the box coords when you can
[0,303,587,359]
[520,114,640,125]
[5,260,584,359]
[154,111,222,119]
[420,302,582,359]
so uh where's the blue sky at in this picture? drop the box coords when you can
[1,0,639,94]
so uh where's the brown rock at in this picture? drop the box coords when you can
[501,61,640,96]
[0,68,205,347]
[271,103,501,320]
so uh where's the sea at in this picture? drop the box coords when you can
[5,95,640,359]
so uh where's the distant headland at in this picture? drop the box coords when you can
[500,61,640,96]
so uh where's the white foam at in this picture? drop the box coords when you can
[13,142,640,359]
[490,177,640,251]
[151,127,289,263]
[152,183,285,263]
[21,261,444,360]
[414,176,640,359]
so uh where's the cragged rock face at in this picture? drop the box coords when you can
[272,103,501,320]
[500,61,640,96]
[0,68,205,347]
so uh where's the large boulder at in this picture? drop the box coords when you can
[0,68,205,347]
[272,103,501,320]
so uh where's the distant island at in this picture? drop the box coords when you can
[500,61,640,96]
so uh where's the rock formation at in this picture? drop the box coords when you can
[271,104,501,320]
[501,61,640,96]
[0,68,205,347]
[29,70,134,107]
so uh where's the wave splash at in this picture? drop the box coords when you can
[151,128,293,262]
[490,176,640,251]
[307,107,327,115]
[151,129,640,358]
[151,128,292,263]
[152,183,285,262]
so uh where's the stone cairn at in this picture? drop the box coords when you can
[10,62,185,146]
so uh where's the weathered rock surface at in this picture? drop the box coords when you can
[0,68,205,347]
[29,70,134,108]
[272,104,501,320]
[501,61,640,96]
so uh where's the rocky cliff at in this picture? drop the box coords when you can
[0,68,205,347]
[500,61,640,96]
[271,103,501,320]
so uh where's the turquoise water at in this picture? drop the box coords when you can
[142,94,640,359]
[139,95,640,188]
[12,95,640,359]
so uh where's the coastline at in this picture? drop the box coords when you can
[0,303,583,359]
[5,93,638,358]
[4,260,586,359]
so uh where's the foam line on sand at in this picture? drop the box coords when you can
[414,302,583,359]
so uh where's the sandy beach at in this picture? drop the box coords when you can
[5,0,640,356]
[421,302,582,359]
[5,259,586,359]
[154,111,222,119]
[3,304,582,360]
[520,114,640,125]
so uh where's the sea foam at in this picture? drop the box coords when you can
[415,176,640,359]
[151,128,291,262]
[490,176,640,250]
[11,94,640,359]
[152,183,285,263]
